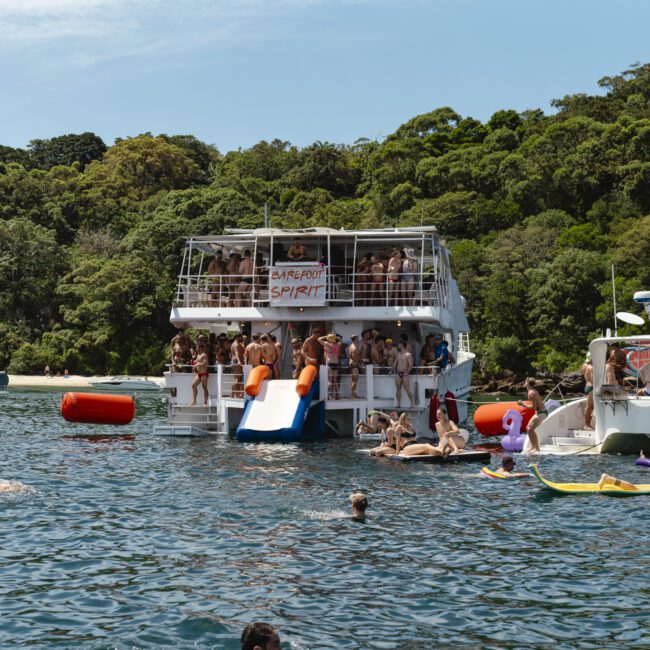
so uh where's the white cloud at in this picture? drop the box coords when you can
[0,0,382,70]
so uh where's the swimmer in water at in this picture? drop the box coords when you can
[493,456,531,478]
[349,492,368,519]
[0,480,34,493]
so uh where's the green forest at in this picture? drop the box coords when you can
[1,63,649,378]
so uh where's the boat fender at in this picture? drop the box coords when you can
[443,390,459,424]
[635,456,650,469]
[296,365,318,397]
[61,392,135,425]
[245,365,271,397]
[428,395,440,433]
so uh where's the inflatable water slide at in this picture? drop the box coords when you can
[236,365,325,443]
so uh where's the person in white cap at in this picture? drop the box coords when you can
[581,351,594,429]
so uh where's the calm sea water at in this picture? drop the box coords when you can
[0,389,648,649]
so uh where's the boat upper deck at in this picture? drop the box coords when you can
[173,226,460,323]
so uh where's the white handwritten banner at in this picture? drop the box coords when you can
[269,265,328,306]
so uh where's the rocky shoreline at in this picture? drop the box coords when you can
[473,372,585,397]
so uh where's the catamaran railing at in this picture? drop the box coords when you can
[174,267,450,309]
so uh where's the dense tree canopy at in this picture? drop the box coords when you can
[1,64,649,376]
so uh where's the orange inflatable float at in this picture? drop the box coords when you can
[245,364,271,397]
[61,392,135,425]
[296,364,318,397]
[473,401,535,437]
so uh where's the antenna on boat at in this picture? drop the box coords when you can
[612,264,618,336]
[264,202,269,228]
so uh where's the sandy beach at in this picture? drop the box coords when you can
[6,375,165,389]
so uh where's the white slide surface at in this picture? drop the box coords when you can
[244,380,302,431]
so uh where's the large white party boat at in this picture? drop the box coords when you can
[524,291,650,454]
[154,226,474,439]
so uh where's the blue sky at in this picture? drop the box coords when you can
[1,0,649,154]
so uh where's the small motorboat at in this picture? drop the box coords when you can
[89,376,162,391]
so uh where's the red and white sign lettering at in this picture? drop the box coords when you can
[268,264,327,306]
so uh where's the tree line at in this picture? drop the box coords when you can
[1,64,649,377]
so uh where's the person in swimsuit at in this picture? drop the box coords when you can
[609,343,628,386]
[287,237,307,261]
[226,253,240,305]
[237,249,254,307]
[189,340,210,405]
[356,255,371,306]
[392,412,418,453]
[370,255,385,306]
[348,335,362,398]
[638,362,650,397]
[581,352,594,429]
[384,338,397,371]
[171,330,192,373]
[493,456,531,478]
[518,377,546,452]
[207,249,228,305]
[435,406,465,454]
[368,411,400,455]
[318,332,342,399]
[271,334,282,379]
[301,328,324,369]
[401,248,418,305]
[387,249,401,306]
[260,334,277,373]
[231,334,245,397]
[597,473,638,491]
[393,342,414,408]
[241,622,281,650]
[349,492,369,520]
[291,337,304,379]
[244,333,264,368]
[418,334,435,374]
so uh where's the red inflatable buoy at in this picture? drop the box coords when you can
[61,392,135,425]
[443,390,459,424]
[428,394,440,432]
[473,401,534,437]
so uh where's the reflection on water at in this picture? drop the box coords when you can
[0,389,648,649]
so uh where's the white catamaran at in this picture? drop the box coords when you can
[154,227,474,440]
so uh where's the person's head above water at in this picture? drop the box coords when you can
[502,456,515,471]
[349,492,369,518]
[241,622,281,650]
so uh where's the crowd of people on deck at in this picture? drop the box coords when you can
[197,238,430,307]
[354,246,420,306]
[170,326,455,405]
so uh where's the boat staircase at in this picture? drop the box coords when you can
[153,400,226,437]
[540,428,599,454]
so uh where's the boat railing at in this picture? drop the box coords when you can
[174,267,450,309]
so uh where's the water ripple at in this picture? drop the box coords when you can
[0,390,648,648]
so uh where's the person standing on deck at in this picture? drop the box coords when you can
[271,334,282,379]
[301,328,324,369]
[287,237,307,261]
[370,336,385,375]
[259,334,277,374]
[387,249,402,306]
[318,332,342,399]
[393,342,414,409]
[581,352,594,429]
[291,337,304,379]
[244,333,264,368]
[207,249,228,305]
[348,335,363,399]
[241,622,281,650]
[370,256,385,306]
[231,335,245,397]
[609,342,627,386]
[518,378,545,452]
[419,334,435,374]
[384,339,397,372]
[236,250,254,307]
[189,340,209,406]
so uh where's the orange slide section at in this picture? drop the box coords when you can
[61,392,135,425]
[245,365,271,397]
[473,401,534,437]
[296,365,318,396]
